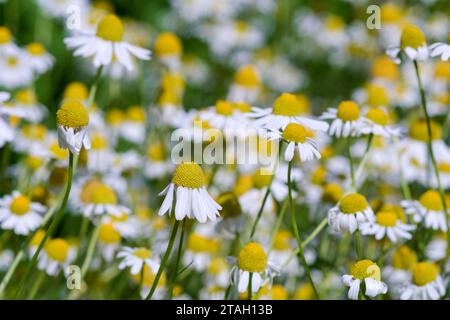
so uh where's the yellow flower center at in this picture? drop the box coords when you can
[26,156,44,171]
[337,101,360,121]
[273,231,292,251]
[233,175,253,196]
[438,162,450,173]
[106,109,125,125]
[339,193,369,214]
[45,238,69,262]
[381,3,402,23]
[371,56,399,80]
[10,194,30,215]
[409,119,442,141]
[270,285,288,300]
[56,101,89,128]
[366,85,389,107]
[7,56,18,66]
[325,15,344,31]
[400,25,426,49]
[27,42,45,56]
[322,183,344,203]
[215,100,234,116]
[0,27,12,44]
[381,204,407,222]
[22,124,47,140]
[154,32,182,57]
[216,192,242,218]
[90,184,117,205]
[96,14,124,42]
[99,223,121,244]
[311,166,326,185]
[419,190,443,211]
[127,105,146,122]
[133,248,152,259]
[282,123,314,143]
[208,257,227,275]
[392,245,417,270]
[272,93,305,116]
[50,143,69,160]
[15,89,36,104]
[294,283,314,300]
[350,259,381,281]
[63,82,89,101]
[233,102,251,113]
[148,144,165,161]
[30,230,45,246]
[172,162,206,188]
[237,242,267,273]
[366,108,388,126]
[376,211,398,227]
[234,65,260,88]
[187,233,219,253]
[412,262,438,286]
[90,133,108,150]
[252,169,273,189]
[434,61,450,80]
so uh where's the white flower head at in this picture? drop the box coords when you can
[429,31,450,61]
[387,24,429,63]
[321,100,365,138]
[400,262,446,300]
[117,247,160,275]
[360,210,416,243]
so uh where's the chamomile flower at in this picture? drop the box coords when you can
[198,100,250,131]
[230,242,277,293]
[328,193,375,234]
[268,123,321,162]
[37,0,88,19]
[358,108,402,137]
[384,245,418,298]
[227,65,261,104]
[0,191,46,235]
[0,51,34,89]
[250,93,328,131]
[321,100,365,138]
[400,262,446,300]
[425,235,448,262]
[13,89,48,123]
[215,191,245,236]
[25,42,54,74]
[360,210,416,243]
[56,100,91,155]
[429,31,450,61]
[144,143,173,179]
[0,26,19,54]
[387,24,429,63]
[342,259,388,300]
[119,106,147,144]
[154,32,182,71]
[0,92,25,148]
[98,222,121,262]
[117,247,160,275]
[64,14,151,71]
[80,181,130,218]
[159,162,222,223]
[401,190,449,232]
[184,232,220,272]
[86,132,113,173]
[37,238,76,276]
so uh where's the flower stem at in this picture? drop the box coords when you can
[87,66,104,108]
[355,133,374,185]
[287,161,320,299]
[355,230,362,259]
[247,272,253,300]
[268,197,289,253]
[249,180,273,240]
[346,138,356,191]
[80,223,100,280]
[167,219,187,299]
[26,271,45,300]
[14,152,75,299]
[413,60,450,248]
[145,219,180,300]
[0,250,23,298]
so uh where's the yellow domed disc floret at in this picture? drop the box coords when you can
[339,193,369,214]
[366,108,388,126]
[272,93,305,116]
[99,223,121,244]
[234,65,260,88]
[392,245,417,270]
[419,190,443,211]
[412,262,439,286]
[45,238,69,262]
[96,14,124,42]
[0,27,12,44]
[90,184,118,205]
[133,248,152,259]
[350,259,381,281]
[15,89,36,104]
[10,194,30,216]
[56,101,89,128]
[322,183,344,203]
[187,233,219,253]
[237,242,267,273]
[400,25,426,49]
[282,123,314,143]
[154,32,182,57]
[63,82,89,101]
[27,42,45,56]
[172,162,206,189]
[376,211,398,227]
[215,100,234,116]
[273,231,292,251]
[337,101,360,121]
[409,119,442,142]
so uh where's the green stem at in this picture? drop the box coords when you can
[145,219,180,300]
[0,250,23,297]
[14,153,75,299]
[355,133,374,185]
[26,271,45,300]
[167,219,186,299]
[347,138,356,191]
[80,224,100,280]
[247,272,253,300]
[413,60,450,248]
[268,198,289,253]
[87,65,104,108]
[287,161,320,299]
[355,230,362,259]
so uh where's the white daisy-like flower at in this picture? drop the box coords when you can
[227,65,261,104]
[328,193,375,234]
[0,92,26,148]
[429,31,450,61]
[119,106,147,145]
[37,238,76,276]
[64,14,151,71]
[80,182,130,219]
[13,88,48,123]
[268,122,321,162]
[0,191,46,235]
[144,143,174,179]
[37,0,88,19]
[425,237,448,262]
[342,259,388,300]
[387,24,429,63]
[98,222,122,262]
[117,247,160,275]
[383,245,417,299]
[86,132,114,173]
[0,51,34,89]
[230,242,278,294]
[321,100,365,138]
[25,42,55,74]
[198,100,251,132]
[401,190,449,232]
[358,107,402,137]
[183,232,219,272]
[0,26,20,55]
[250,93,328,131]
[154,32,182,71]
[56,100,91,155]
[158,162,222,223]
[400,262,446,300]
[360,210,416,243]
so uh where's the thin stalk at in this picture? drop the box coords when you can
[80,224,100,280]
[249,183,273,240]
[26,271,45,300]
[413,60,450,248]
[167,219,187,299]
[0,250,23,297]
[145,219,180,300]
[247,272,253,300]
[14,153,75,298]
[287,161,320,299]
[355,230,362,259]
[355,133,374,184]
[87,66,104,108]
[268,197,289,253]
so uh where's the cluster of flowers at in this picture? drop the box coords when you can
[0,0,448,300]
